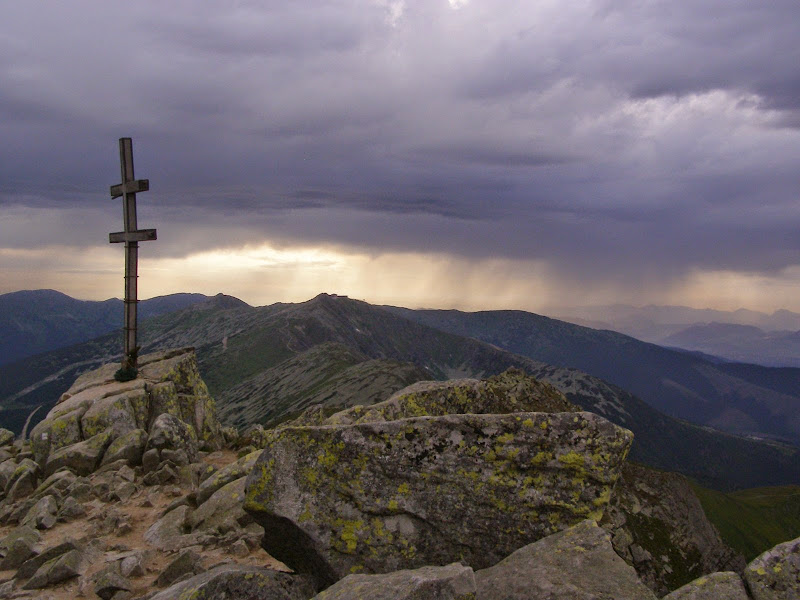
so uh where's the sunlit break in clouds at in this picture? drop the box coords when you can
[2,1,800,311]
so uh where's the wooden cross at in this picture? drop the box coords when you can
[109,137,157,371]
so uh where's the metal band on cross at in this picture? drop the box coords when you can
[109,137,157,371]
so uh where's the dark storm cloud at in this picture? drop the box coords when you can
[2,0,800,292]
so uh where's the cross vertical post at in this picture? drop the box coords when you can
[109,137,157,373]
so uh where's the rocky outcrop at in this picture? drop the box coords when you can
[475,519,657,599]
[29,348,219,473]
[312,563,476,600]
[602,462,745,595]
[245,372,633,590]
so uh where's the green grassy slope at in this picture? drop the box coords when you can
[690,483,800,560]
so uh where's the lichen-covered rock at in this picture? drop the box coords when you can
[244,411,632,589]
[475,519,657,600]
[197,449,261,505]
[146,413,198,463]
[16,540,77,580]
[100,428,148,467]
[44,430,112,476]
[663,571,749,600]
[81,389,146,439]
[148,564,315,600]
[744,534,800,600]
[312,563,476,600]
[325,368,577,426]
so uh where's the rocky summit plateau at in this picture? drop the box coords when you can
[0,349,797,599]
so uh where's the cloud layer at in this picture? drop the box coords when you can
[2,1,800,309]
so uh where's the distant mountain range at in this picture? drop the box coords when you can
[552,304,800,339]
[0,289,212,366]
[660,323,800,368]
[388,307,800,447]
[1,292,798,491]
[550,304,800,368]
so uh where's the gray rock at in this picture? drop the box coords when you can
[16,540,77,580]
[189,477,248,532]
[744,534,800,600]
[474,520,657,600]
[148,564,315,600]
[21,495,57,530]
[312,563,476,600]
[44,431,112,477]
[245,411,632,589]
[146,414,198,464]
[101,429,148,467]
[196,450,260,505]
[141,448,160,473]
[111,481,138,502]
[22,548,82,589]
[0,525,40,570]
[0,459,17,492]
[4,459,39,502]
[58,496,86,521]
[0,429,14,447]
[143,506,194,551]
[94,569,132,600]
[663,571,749,600]
[155,549,202,588]
[119,552,147,578]
[160,448,189,467]
[31,469,77,503]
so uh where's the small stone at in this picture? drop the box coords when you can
[142,448,160,474]
[21,495,58,530]
[230,539,249,557]
[156,549,202,588]
[112,481,138,502]
[120,554,146,578]
[94,568,132,600]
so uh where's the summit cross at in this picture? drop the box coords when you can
[109,137,157,372]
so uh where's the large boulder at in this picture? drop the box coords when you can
[244,410,632,589]
[312,563,476,599]
[744,534,800,600]
[325,368,577,425]
[146,413,198,463]
[148,564,315,600]
[474,519,657,600]
[196,449,261,505]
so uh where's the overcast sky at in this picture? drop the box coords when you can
[2,1,800,312]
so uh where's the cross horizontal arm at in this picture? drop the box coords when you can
[110,179,149,198]
[109,229,157,243]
